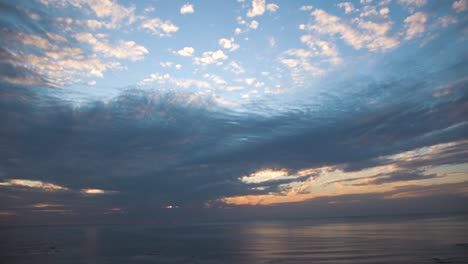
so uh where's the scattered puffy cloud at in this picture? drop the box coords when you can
[37,0,137,27]
[144,6,155,13]
[160,61,173,68]
[435,16,458,28]
[180,3,195,14]
[398,0,426,7]
[249,20,259,29]
[195,50,228,65]
[453,0,468,13]
[300,35,342,65]
[1,30,125,86]
[225,61,245,74]
[379,7,390,16]
[304,9,399,52]
[279,49,325,85]
[337,2,355,14]
[219,38,240,51]
[74,33,148,61]
[360,5,379,17]
[176,46,195,57]
[139,73,210,89]
[139,73,171,85]
[404,12,428,40]
[299,5,314,11]
[266,3,279,12]
[140,18,179,37]
[247,0,266,17]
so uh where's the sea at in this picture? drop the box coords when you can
[1,214,467,264]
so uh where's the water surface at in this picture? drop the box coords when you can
[1,214,467,263]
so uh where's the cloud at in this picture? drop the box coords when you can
[80,188,118,195]
[0,179,69,192]
[195,50,228,65]
[249,20,259,29]
[337,2,355,14]
[74,33,148,61]
[139,73,210,89]
[0,24,124,87]
[37,0,137,28]
[305,8,399,52]
[453,0,468,13]
[266,3,279,12]
[247,0,266,17]
[404,12,428,40]
[1,58,468,220]
[398,0,427,12]
[300,35,342,65]
[219,38,240,51]
[435,16,458,28]
[279,49,325,84]
[180,3,195,14]
[176,46,195,57]
[299,5,314,11]
[140,18,179,37]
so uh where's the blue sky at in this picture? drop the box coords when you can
[0,0,467,224]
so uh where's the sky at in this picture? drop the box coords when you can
[0,0,467,225]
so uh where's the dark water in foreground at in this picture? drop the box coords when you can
[1,214,467,264]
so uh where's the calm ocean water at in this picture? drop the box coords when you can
[1,214,467,264]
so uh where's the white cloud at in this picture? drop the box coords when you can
[300,35,342,65]
[404,12,428,40]
[453,0,468,13]
[245,78,256,85]
[140,73,171,85]
[195,50,228,65]
[435,16,458,28]
[140,73,211,89]
[360,0,373,4]
[225,61,245,74]
[74,33,148,61]
[8,32,126,86]
[219,38,240,51]
[39,0,137,27]
[337,2,355,14]
[398,0,427,12]
[235,27,242,34]
[141,18,178,37]
[144,6,155,13]
[247,0,266,17]
[204,74,227,86]
[249,20,259,29]
[306,9,399,52]
[360,6,378,17]
[266,3,279,12]
[279,49,325,85]
[180,3,194,14]
[175,64,182,70]
[299,5,314,11]
[160,61,173,68]
[379,7,390,16]
[176,46,195,57]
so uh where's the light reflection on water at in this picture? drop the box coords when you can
[1,215,467,263]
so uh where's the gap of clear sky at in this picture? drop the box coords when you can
[0,0,467,225]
